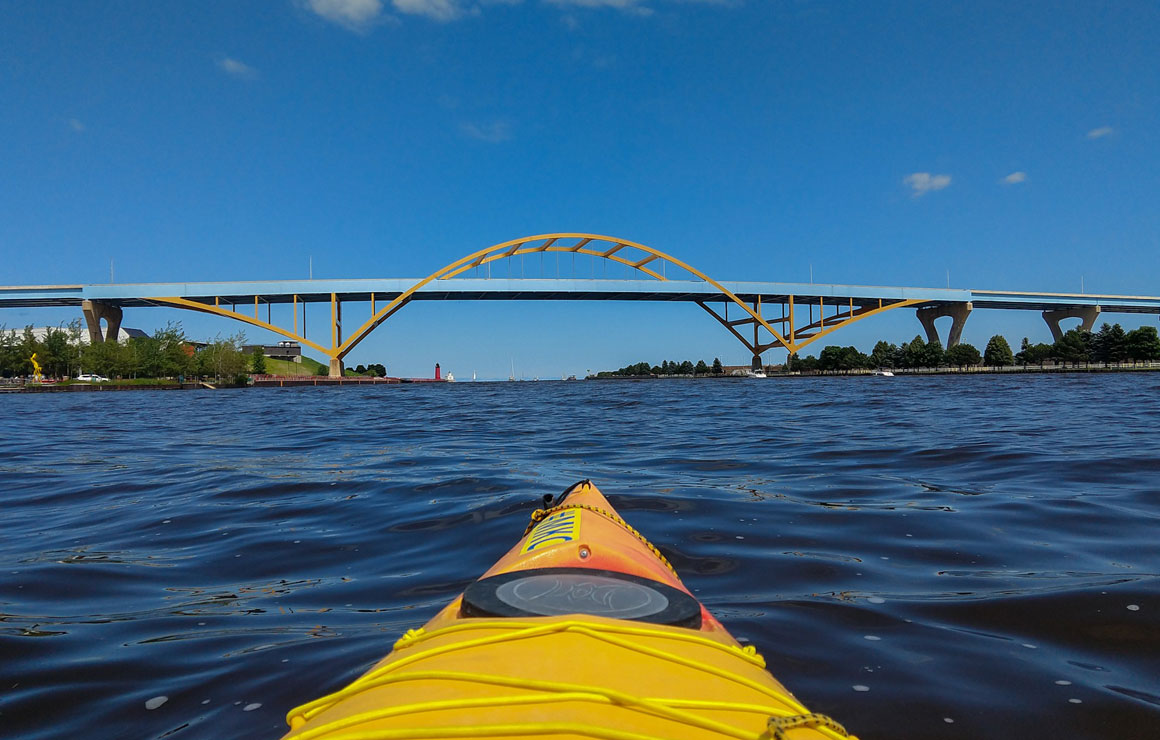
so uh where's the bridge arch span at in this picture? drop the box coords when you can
[335,233,794,366]
[144,233,927,376]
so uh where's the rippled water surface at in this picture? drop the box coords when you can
[2,376,1158,739]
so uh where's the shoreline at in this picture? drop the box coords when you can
[5,362,1158,393]
[2,375,451,393]
[591,362,1160,379]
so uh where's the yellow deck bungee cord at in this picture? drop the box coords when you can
[287,619,852,740]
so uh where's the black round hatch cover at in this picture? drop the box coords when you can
[461,567,702,628]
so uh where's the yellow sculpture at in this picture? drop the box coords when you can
[29,352,43,382]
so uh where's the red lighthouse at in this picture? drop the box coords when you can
[435,363,441,381]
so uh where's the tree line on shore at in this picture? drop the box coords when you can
[349,363,388,377]
[0,321,256,383]
[595,358,726,378]
[788,323,1160,372]
[595,323,1160,377]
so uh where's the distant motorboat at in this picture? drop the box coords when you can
[873,369,895,377]
[749,370,767,379]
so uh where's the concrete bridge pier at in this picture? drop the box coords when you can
[916,302,972,348]
[329,295,344,378]
[81,300,122,343]
[1043,306,1100,341]
[751,355,763,371]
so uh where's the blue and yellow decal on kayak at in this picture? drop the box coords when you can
[520,508,581,553]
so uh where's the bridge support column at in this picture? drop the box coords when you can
[329,293,344,378]
[1043,306,1100,341]
[81,300,122,343]
[916,302,972,348]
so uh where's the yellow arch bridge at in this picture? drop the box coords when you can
[6,233,1159,376]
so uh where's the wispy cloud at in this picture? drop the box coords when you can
[217,57,259,80]
[1086,126,1114,139]
[460,121,512,142]
[1002,171,1027,185]
[903,172,952,197]
[545,0,654,16]
[68,118,86,133]
[302,0,723,27]
[304,0,387,31]
[545,0,731,15]
[393,0,466,21]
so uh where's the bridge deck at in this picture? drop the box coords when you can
[2,279,1159,313]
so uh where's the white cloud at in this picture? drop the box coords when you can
[544,0,729,14]
[393,0,465,21]
[903,172,951,197]
[1086,126,1114,139]
[546,0,654,15]
[68,118,86,133]
[306,0,386,31]
[217,57,259,80]
[1002,171,1027,185]
[460,121,512,142]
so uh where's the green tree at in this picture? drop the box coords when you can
[132,335,163,377]
[946,343,982,367]
[694,359,709,375]
[818,345,868,372]
[82,339,123,378]
[678,360,694,375]
[1054,328,1092,366]
[1091,323,1128,364]
[0,326,20,377]
[817,346,842,372]
[870,341,897,368]
[157,323,193,377]
[901,335,927,368]
[251,348,267,374]
[1125,326,1160,363]
[983,335,1014,366]
[924,340,946,368]
[197,332,247,381]
[711,357,723,375]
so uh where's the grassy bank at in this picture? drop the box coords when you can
[263,356,328,376]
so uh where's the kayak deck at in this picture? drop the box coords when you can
[282,481,853,740]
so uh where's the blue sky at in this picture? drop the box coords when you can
[2,1,1157,378]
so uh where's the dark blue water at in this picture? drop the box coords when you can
[2,376,1158,739]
